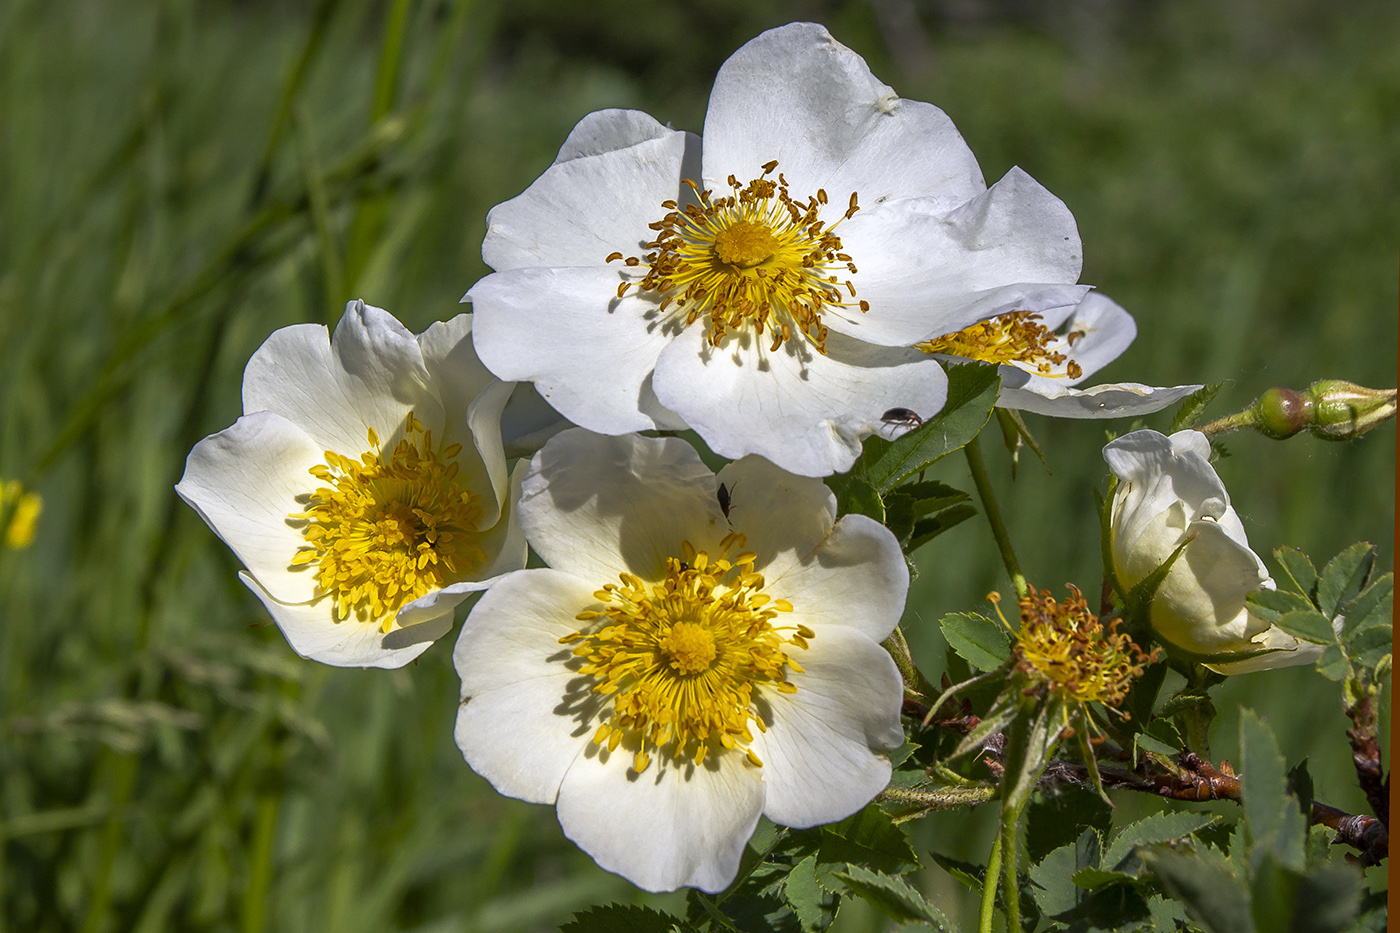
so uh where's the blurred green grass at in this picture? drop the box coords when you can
[0,0,1393,930]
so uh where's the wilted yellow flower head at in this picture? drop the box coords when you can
[1000,585,1154,707]
[1,480,42,550]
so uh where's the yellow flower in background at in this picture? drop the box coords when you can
[1,480,41,550]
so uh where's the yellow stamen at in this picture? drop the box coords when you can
[289,411,487,632]
[609,162,862,353]
[1009,585,1156,707]
[562,536,807,770]
[917,310,1084,379]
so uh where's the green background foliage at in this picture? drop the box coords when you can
[1,0,1393,929]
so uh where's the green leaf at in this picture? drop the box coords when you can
[1273,546,1317,599]
[815,804,919,885]
[928,851,986,894]
[1239,709,1305,872]
[829,866,958,930]
[1169,382,1225,432]
[826,472,884,522]
[1273,610,1336,644]
[783,855,840,933]
[862,363,1001,491]
[894,480,971,514]
[938,612,1011,672]
[1132,729,1180,764]
[1027,784,1113,863]
[561,904,696,933]
[1338,572,1392,639]
[1289,867,1364,933]
[1285,759,1314,822]
[1345,625,1392,669]
[1001,695,1065,811]
[1102,812,1219,870]
[1316,543,1377,618]
[1070,864,1140,890]
[905,505,978,553]
[1244,588,1315,623]
[949,693,1020,761]
[1248,854,1299,933]
[1145,849,1252,933]
[1345,889,1389,933]
[1314,644,1346,681]
[883,490,917,545]
[1029,828,1101,917]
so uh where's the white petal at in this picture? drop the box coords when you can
[828,170,1084,346]
[467,267,683,434]
[241,301,441,456]
[1206,627,1327,675]
[240,572,443,668]
[519,430,728,583]
[715,456,837,572]
[463,378,516,526]
[999,381,1202,419]
[1055,292,1138,383]
[703,23,984,208]
[1148,518,1271,655]
[555,744,765,893]
[766,515,909,644]
[751,625,902,827]
[416,313,496,414]
[453,568,603,804]
[176,411,323,605]
[653,325,948,478]
[482,111,698,271]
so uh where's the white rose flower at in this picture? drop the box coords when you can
[919,292,1201,418]
[452,429,907,892]
[1103,429,1325,673]
[177,301,526,669]
[466,21,1089,477]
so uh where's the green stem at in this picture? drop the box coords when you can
[999,801,1023,933]
[1196,409,1257,437]
[965,435,1029,599]
[978,834,1002,933]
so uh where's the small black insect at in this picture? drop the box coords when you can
[716,482,731,518]
[881,408,923,430]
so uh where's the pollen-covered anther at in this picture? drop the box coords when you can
[1008,584,1156,707]
[289,412,486,633]
[607,162,863,353]
[561,536,808,773]
[917,310,1084,379]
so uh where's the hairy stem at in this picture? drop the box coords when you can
[978,834,1002,933]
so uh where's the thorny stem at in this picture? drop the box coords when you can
[1051,752,1389,865]
[1345,695,1388,827]
[964,435,1029,599]
[977,834,1002,933]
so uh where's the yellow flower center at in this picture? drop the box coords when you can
[608,161,864,354]
[999,586,1153,707]
[289,412,486,632]
[917,310,1084,379]
[560,534,812,774]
